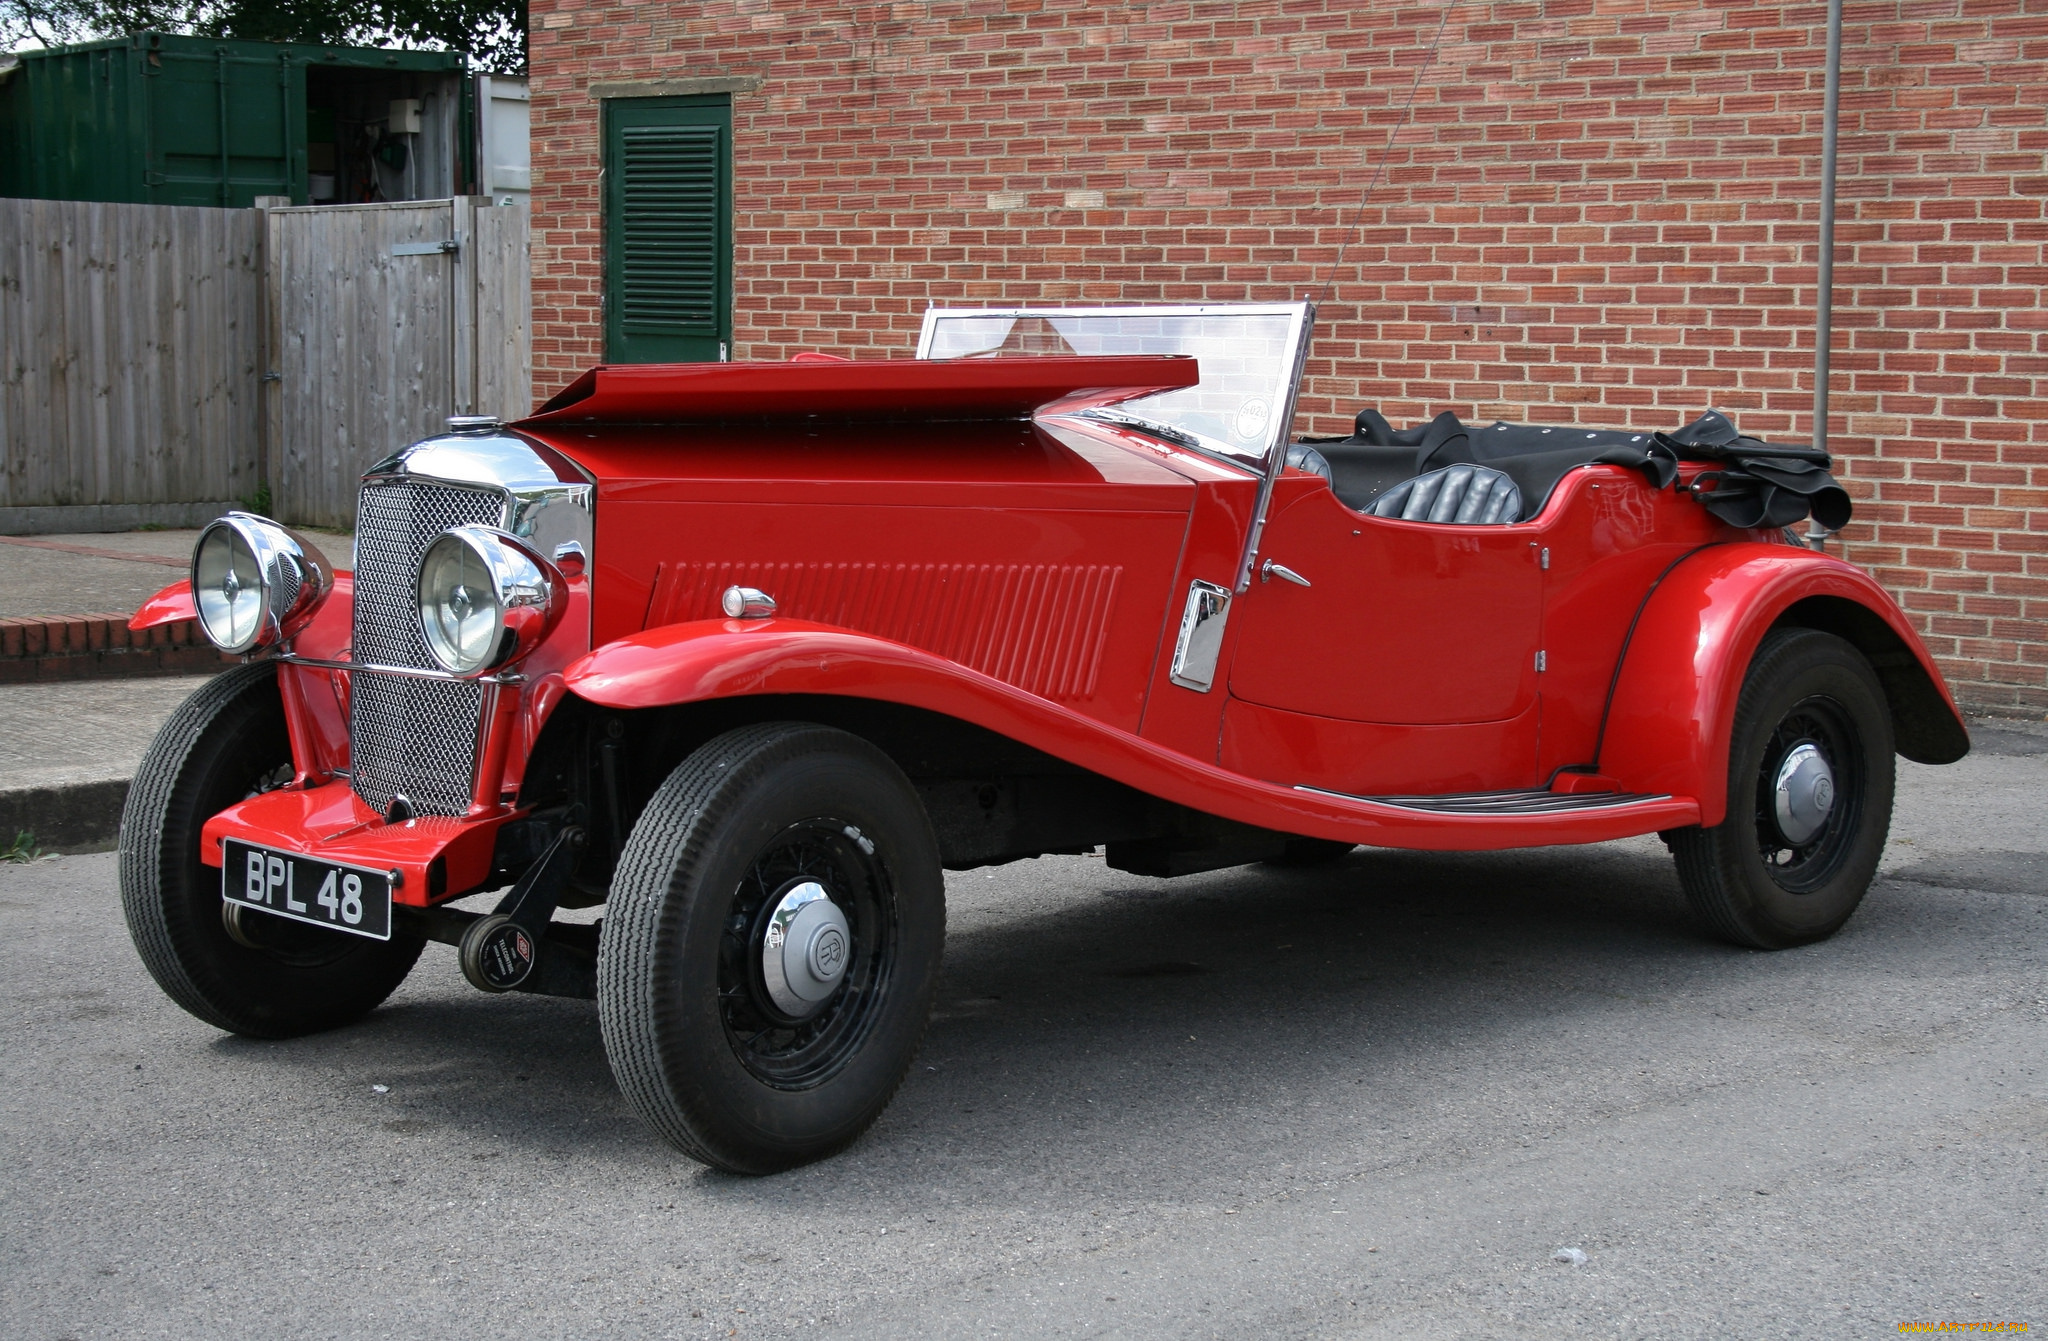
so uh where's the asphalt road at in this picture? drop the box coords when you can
[4,722,2044,1340]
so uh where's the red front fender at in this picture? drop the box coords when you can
[131,580,198,630]
[562,619,1708,851]
[1596,543,1967,827]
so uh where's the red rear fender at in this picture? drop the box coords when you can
[1596,544,1967,826]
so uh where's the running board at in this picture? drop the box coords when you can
[1295,785,1673,816]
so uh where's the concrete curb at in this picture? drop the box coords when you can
[1,779,130,854]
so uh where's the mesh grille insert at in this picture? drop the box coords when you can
[348,479,504,816]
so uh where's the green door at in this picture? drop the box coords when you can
[143,45,302,206]
[603,97,732,364]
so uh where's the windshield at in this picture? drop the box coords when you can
[916,303,1314,474]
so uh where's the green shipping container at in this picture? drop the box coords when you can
[0,32,469,207]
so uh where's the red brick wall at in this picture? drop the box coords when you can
[529,0,2048,713]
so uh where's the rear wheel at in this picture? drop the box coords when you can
[598,723,946,1173]
[119,662,425,1036]
[1664,628,1895,949]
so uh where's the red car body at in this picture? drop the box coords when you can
[124,303,1970,1169]
[136,353,1964,902]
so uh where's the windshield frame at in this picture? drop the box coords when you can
[915,301,1317,591]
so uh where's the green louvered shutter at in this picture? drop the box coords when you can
[603,97,732,363]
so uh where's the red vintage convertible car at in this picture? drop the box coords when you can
[122,303,1968,1172]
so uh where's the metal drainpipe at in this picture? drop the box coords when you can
[1807,0,1844,551]
[217,49,231,207]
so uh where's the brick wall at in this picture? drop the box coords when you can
[529,0,2048,713]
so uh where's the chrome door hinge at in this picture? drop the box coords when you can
[1540,547,1550,570]
[1535,649,1547,673]
[1169,580,1232,692]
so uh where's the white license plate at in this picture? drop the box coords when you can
[222,840,393,941]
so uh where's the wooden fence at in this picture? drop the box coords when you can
[0,199,263,527]
[0,195,530,533]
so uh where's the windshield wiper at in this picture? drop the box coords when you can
[1076,408,1207,450]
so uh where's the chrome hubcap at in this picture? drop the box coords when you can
[1772,741,1836,846]
[760,881,851,1018]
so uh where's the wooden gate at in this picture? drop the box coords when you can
[265,196,529,528]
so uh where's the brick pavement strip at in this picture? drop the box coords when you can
[0,612,230,684]
[0,534,188,567]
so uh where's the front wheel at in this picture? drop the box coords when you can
[598,723,946,1173]
[119,662,425,1036]
[1664,628,1896,949]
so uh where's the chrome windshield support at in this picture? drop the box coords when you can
[1234,299,1315,592]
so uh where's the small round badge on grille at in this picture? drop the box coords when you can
[460,914,537,992]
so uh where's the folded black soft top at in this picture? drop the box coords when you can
[1297,408,1850,531]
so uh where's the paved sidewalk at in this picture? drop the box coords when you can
[0,676,213,793]
[0,526,348,849]
[0,676,212,850]
[0,528,353,619]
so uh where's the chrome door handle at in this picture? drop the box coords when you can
[1260,559,1312,588]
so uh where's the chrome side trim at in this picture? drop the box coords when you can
[1295,785,1674,815]
[1168,579,1231,692]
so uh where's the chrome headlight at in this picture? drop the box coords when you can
[190,513,333,654]
[416,526,564,677]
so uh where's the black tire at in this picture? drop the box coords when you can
[1664,628,1896,949]
[598,723,946,1173]
[119,662,425,1037]
[1266,837,1357,868]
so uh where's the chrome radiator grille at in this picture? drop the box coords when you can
[349,479,505,816]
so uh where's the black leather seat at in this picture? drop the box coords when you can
[1309,410,1471,513]
[1364,463,1522,525]
[1298,409,1674,522]
[1284,442,1334,482]
[1294,404,1852,532]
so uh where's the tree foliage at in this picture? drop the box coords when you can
[3,0,525,72]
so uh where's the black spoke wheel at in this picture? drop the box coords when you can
[1749,698,1864,891]
[1665,628,1895,949]
[599,723,945,1173]
[120,662,425,1036]
[717,819,895,1089]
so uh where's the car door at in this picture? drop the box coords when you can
[1222,486,1545,793]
